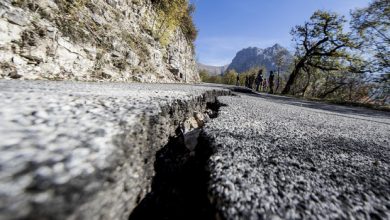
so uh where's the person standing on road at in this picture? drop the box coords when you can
[255,69,263,92]
[236,75,240,86]
[269,71,275,94]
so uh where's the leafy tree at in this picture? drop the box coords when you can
[275,50,289,91]
[351,0,389,104]
[282,11,364,95]
[238,72,248,86]
[223,70,238,85]
[199,70,210,82]
[180,3,198,46]
[207,75,223,84]
[351,0,389,75]
[198,69,223,84]
[238,67,262,86]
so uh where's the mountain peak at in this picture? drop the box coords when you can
[227,44,293,73]
[272,43,283,49]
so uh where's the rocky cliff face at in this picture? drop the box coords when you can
[0,0,199,83]
[227,44,293,74]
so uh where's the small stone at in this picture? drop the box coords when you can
[269,214,282,220]
[184,129,201,151]
[46,26,56,32]
[194,112,205,127]
[36,166,53,178]
[182,119,191,133]
[194,112,204,121]
[188,117,198,129]
[9,71,22,79]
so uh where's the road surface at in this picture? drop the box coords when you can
[0,80,229,220]
[0,80,389,219]
[205,92,390,219]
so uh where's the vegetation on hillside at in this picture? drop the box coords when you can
[151,0,197,49]
[199,70,222,84]
[200,69,238,85]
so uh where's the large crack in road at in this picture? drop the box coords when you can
[128,132,216,220]
[129,101,225,220]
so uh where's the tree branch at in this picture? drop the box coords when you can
[307,62,340,71]
[303,23,310,52]
[320,83,347,98]
[312,44,346,56]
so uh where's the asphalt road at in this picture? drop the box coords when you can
[205,92,390,219]
[0,80,229,220]
[1,80,389,220]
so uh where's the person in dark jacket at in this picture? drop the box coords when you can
[236,75,240,86]
[255,69,263,92]
[269,71,275,94]
[245,76,249,88]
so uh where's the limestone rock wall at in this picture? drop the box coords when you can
[0,0,199,83]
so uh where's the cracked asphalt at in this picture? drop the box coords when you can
[205,92,390,220]
[1,79,389,220]
[0,80,229,220]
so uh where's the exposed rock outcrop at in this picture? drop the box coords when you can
[0,0,199,82]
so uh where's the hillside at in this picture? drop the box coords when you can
[227,44,293,74]
[0,0,199,83]
[197,63,228,76]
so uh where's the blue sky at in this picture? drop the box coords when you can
[190,0,371,66]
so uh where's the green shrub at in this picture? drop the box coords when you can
[151,0,197,48]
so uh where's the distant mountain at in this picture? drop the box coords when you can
[197,63,229,76]
[227,44,293,74]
